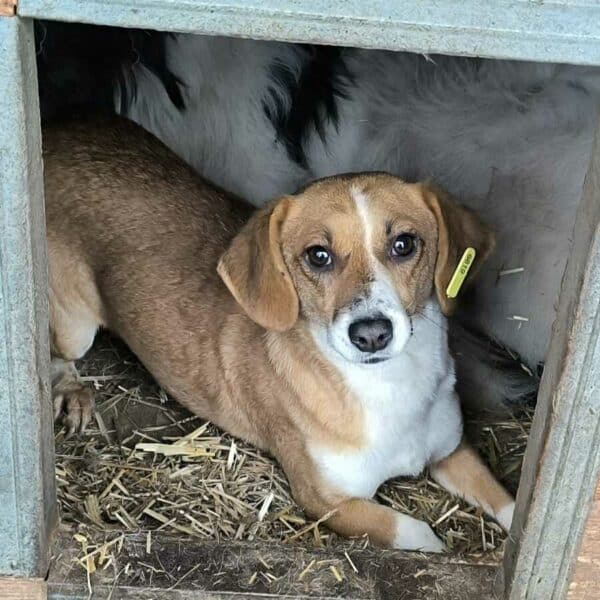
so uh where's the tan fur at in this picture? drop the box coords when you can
[419,183,496,315]
[265,328,365,450]
[45,117,510,548]
[430,440,514,519]
[217,198,299,331]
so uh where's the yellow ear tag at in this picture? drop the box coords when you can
[445,247,476,299]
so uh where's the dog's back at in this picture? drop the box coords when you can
[44,117,253,412]
[44,117,247,268]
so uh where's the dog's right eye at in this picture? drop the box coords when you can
[390,233,418,260]
[305,246,333,270]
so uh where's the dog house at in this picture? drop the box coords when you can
[1,1,600,598]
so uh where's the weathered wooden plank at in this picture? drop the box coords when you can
[0,16,56,577]
[567,482,600,600]
[47,533,499,600]
[0,577,47,600]
[503,115,600,599]
[17,0,600,66]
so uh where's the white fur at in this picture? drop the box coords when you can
[322,187,412,363]
[116,35,305,204]
[306,193,461,547]
[320,273,413,365]
[310,299,458,552]
[310,300,462,499]
[393,513,445,553]
[351,187,412,350]
[352,186,375,257]
[117,37,600,408]
[496,502,516,532]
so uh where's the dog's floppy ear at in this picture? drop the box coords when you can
[421,183,495,316]
[217,197,299,331]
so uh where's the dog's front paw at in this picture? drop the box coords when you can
[53,384,95,436]
[496,501,515,532]
[393,514,445,553]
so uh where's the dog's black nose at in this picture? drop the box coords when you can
[349,318,393,353]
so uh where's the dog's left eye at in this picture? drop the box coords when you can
[390,233,417,259]
[305,246,333,270]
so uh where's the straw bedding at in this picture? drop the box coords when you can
[54,331,534,575]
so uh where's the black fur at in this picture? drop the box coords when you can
[264,45,353,168]
[36,23,347,160]
[117,30,185,113]
[35,22,184,121]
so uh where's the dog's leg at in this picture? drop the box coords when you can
[301,491,445,551]
[324,497,445,552]
[49,286,100,434]
[429,439,515,531]
[51,358,95,436]
[50,318,97,435]
[280,447,444,552]
[48,244,103,435]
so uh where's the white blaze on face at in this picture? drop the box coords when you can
[311,186,414,364]
[311,187,413,364]
[351,186,377,270]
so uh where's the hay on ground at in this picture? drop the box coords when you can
[55,332,533,575]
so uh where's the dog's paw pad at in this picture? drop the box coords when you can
[54,386,95,436]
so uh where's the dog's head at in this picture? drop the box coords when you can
[218,173,494,365]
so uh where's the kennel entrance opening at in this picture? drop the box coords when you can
[1,2,600,599]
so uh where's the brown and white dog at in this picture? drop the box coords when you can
[46,117,514,552]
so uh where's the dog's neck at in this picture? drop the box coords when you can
[265,323,366,449]
[312,298,452,400]
[264,297,453,451]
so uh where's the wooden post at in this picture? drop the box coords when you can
[503,116,600,598]
[0,15,56,579]
[0,577,47,600]
[567,481,600,599]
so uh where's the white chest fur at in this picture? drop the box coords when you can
[309,301,463,499]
